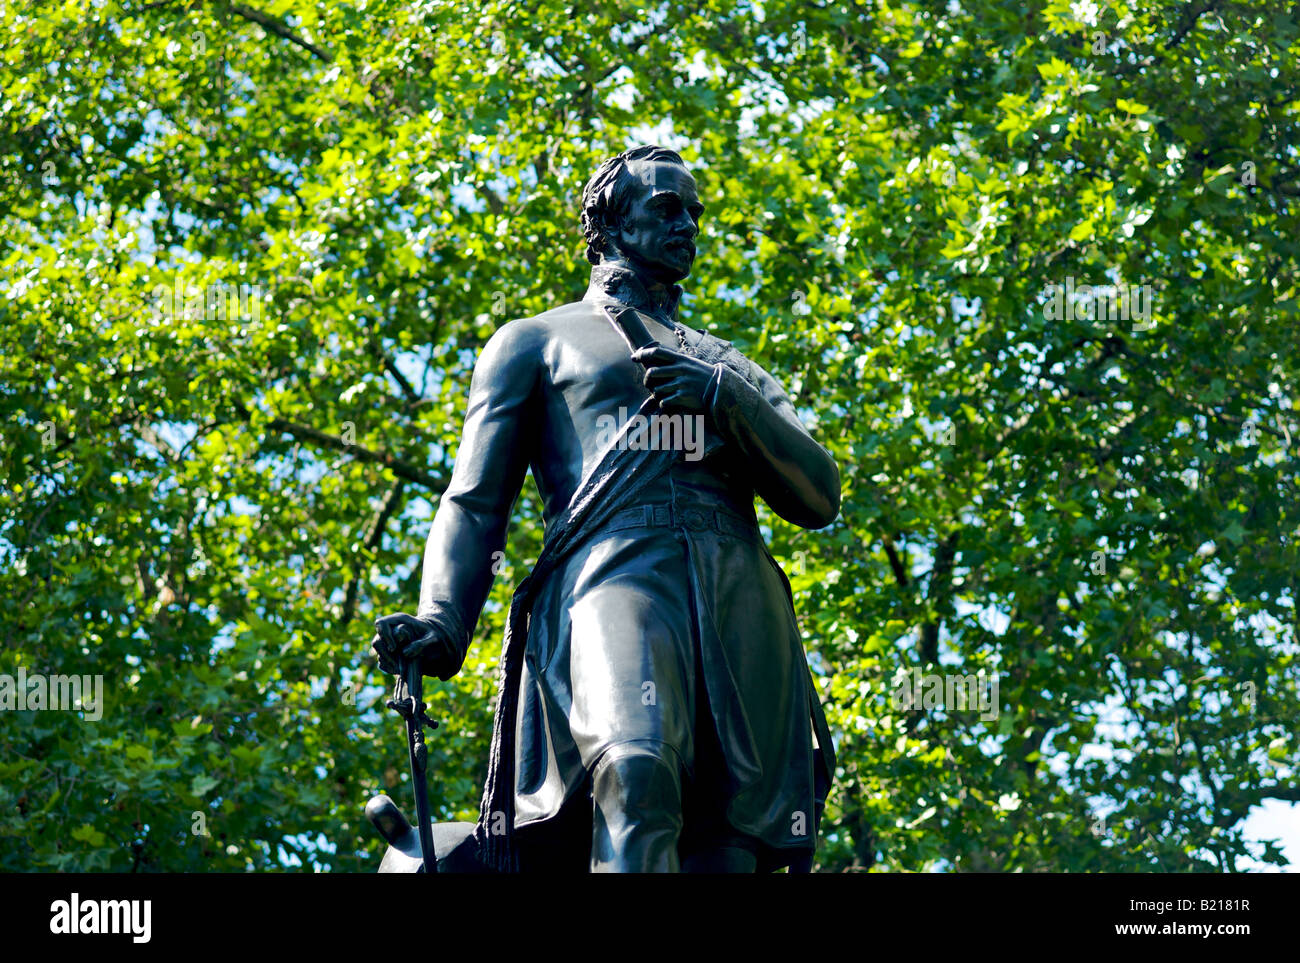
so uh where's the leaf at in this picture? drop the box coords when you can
[71,825,108,847]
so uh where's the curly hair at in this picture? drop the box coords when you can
[580,145,687,265]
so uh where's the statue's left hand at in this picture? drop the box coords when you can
[633,345,716,413]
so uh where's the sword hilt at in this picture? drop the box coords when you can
[385,674,439,731]
[383,625,439,730]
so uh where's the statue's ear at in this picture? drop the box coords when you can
[595,209,623,254]
[582,208,619,261]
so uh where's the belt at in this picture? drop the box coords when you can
[604,502,758,541]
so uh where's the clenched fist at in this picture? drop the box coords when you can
[633,345,717,413]
[371,613,462,681]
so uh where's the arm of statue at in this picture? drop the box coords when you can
[373,320,541,679]
[633,345,839,530]
[704,359,840,530]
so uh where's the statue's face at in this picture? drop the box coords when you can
[612,159,703,283]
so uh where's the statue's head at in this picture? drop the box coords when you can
[581,145,703,284]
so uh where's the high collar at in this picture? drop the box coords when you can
[583,261,684,321]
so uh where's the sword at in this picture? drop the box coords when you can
[384,635,439,874]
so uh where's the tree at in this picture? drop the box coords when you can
[1,0,1296,871]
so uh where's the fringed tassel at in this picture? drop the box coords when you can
[474,588,529,873]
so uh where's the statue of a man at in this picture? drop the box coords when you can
[373,145,839,873]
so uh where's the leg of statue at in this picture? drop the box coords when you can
[590,742,684,873]
[681,843,758,873]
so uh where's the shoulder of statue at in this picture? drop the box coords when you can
[476,314,553,383]
[492,299,593,344]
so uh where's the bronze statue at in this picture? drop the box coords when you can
[371,145,839,873]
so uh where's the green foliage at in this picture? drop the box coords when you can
[1,0,1296,871]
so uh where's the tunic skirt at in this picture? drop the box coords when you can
[511,477,826,864]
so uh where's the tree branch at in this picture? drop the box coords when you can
[383,357,421,407]
[232,402,445,492]
[341,479,406,626]
[881,535,909,587]
[230,3,333,63]
[920,532,959,664]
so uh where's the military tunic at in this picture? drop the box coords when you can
[417,265,837,870]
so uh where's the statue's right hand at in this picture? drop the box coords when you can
[371,613,460,680]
